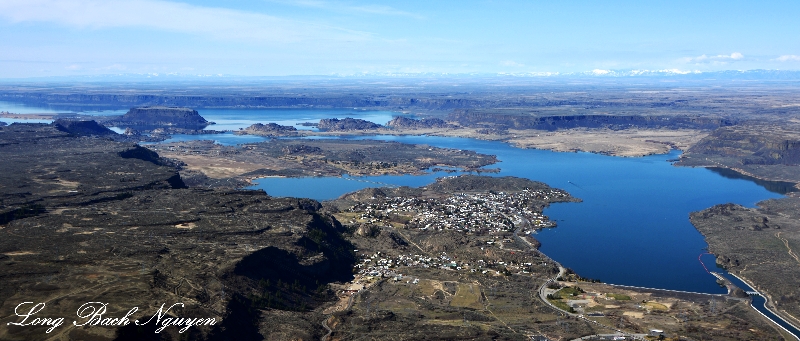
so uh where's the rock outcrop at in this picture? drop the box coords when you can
[53,119,117,136]
[101,106,212,130]
[685,125,800,166]
[678,124,800,185]
[238,122,298,136]
[386,116,452,129]
[317,117,381,131]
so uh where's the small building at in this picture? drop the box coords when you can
[530,336,552,341]
[567,299,590,309]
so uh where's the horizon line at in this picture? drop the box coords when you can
[2,68,800,83]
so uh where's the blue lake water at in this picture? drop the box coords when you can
[0,100,127,125]
[196,108,406,131]
[0,100,128,115]
[0,101,128,125]
[0,101,400,124]
[0,101,405,131]
[257,135,781,293]
[0,102,788,294]
[152,133,269,146]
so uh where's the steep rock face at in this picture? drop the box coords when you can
[0,93,474,111]
[102,106,211,130]
[53,119,117,136]
[317,117,381,131]
[678,124,800,184]
[448,111,734,131]
[239,122,298,136]
[686,126,800,166]
[0,91,727,112]
[123,106,209,125]
[386,116,452,129]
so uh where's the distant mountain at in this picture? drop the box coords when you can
[4,69,800,83]
[499,69,800,80]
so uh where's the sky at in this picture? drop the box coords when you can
[1,0,799,78]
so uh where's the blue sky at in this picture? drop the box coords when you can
[1,0,799,78]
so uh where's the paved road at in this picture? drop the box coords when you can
[570,333,647,341]
[320,317,333,341]
[516,215,646,341]
[321,281,378,341]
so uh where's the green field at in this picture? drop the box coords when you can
[606,293,631,300]
[450,283,483,309]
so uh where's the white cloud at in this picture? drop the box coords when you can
[275,0,425,19]
[0,0,370,43]
[775,55,800,62]
[501,60,525,67]
[591,69,610,75]
[628,69,697,75]
[683,52,744,64]
[98,64,127,71]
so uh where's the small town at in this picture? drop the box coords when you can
[352,250,547,279]
[346,188,570,235]
[341,187,571,280]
